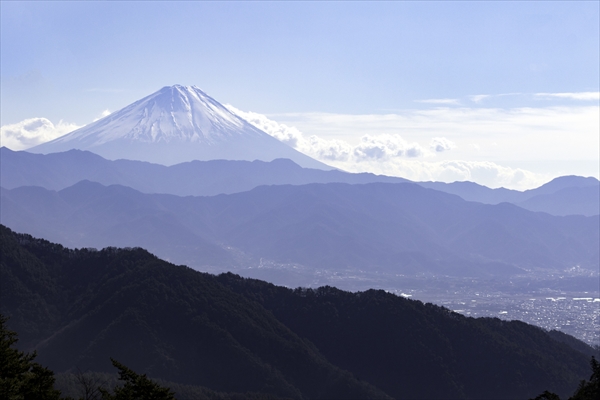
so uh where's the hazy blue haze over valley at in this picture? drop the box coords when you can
[0,3,599,398]
[1,82,599,348]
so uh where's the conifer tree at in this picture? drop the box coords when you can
[100,358,175,400]
[569,356,599,400]
[530,356,600,400]
[0,314,61,400]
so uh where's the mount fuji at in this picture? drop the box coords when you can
[29,85,332,169]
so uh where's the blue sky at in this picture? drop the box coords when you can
[1,1,598,188]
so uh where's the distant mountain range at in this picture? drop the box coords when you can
[516,184,599,216]
[2,147,598,217]
[1,225,595,399]
[5,83,598,219]
[1,146,407,196]
[2,180,597,280]
[3,83,599,399]
[421,176,599,215]
[28,85,331,170]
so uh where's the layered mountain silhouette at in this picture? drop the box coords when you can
[5,81,599,399]
[1,146,407,196]
[2,147,598,216]
[2,181,597,280]
[28,85,331,169]
[420,176,599,215]
[1,225,595,399]
[516,182,600,216]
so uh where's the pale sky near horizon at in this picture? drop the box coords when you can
[1,1,599,189]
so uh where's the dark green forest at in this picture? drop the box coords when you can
[1,224,598,399]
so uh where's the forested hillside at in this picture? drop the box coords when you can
[0,225,595,399]
[216,274,597,399]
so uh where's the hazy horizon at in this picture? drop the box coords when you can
[1,2,598,189]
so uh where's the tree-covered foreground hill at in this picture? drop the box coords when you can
[0,224,596,399]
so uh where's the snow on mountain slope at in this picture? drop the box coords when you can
[30,85,332,169]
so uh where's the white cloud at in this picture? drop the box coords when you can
[304,135,352,161]
[354,134,425,160]
[8,100,592,190]
[268,106,599,163]
[429,137,456,152]
[1,118,80,150]
[93,109,112,122]
[331,157,548,190]
[226,105,305,148]
[535,92,599,101]
[434,160,546,189]
[227,104,430,163]
[2,108,112,150]
[228,105,564,189]
[469,94,490,103]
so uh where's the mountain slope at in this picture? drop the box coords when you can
[525,175,600,196]
[4,147,598,217]
[216,273,597,400]
[421,176,600,211]
[0,225,594,399]
[418,180,524,204]
[28,85,331,169]
[0,147,406,196]
[0,225,388,399]
[517,185,600,216]
[2,181,597,278]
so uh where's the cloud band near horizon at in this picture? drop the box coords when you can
[2,94,598,190]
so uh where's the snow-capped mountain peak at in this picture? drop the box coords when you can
[54,85,254,146]
[30,85,331,169]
